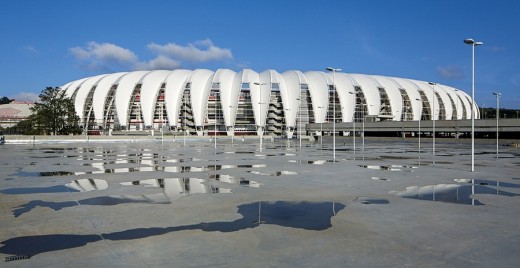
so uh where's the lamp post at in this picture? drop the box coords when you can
[284,108,291,142]
[464,38,483,172]
[493,92,501,159]
[326,67,342,161]
[214,91,218,150]
[415,98,421,162]
[228,105,234,145]
[296,97,302,149]
[183,94,187,147]
[428,82,436,166]
[317,106,326,152]
[349,91,356,159]
[254,82,267,152]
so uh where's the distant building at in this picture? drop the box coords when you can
[0,101,35,128]
[61,69,478,137]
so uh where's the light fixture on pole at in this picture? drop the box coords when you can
[428,82,436,166]
[326,67,342,161]
[415,98,422,162]
[254,82,267,152]
[464,38,483,172]
[492,92,501,159]
[349,91,356,159]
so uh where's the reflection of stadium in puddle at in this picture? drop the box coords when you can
[120,178,231,201]
[353,196,389,204]
[390,179,520,205]
[288,160,333,165]
[65,179,108,192]
[359,165,417,171]
[208,174,261,187]
[248,170,298,176]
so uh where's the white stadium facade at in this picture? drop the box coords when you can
[60,69,479,137]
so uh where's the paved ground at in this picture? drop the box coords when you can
[0,137,519,267]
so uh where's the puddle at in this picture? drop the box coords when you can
[288,160,331,165]
[208,174,261,187]
[16,171,75,177]
[453,178,520,188]
[248,170,298,176]
[120,178,231,200]
[0,185,79,195]
[1,201,344,258]
[370,177,389,181]
[353,196,389,204]
[65,179,108,192]
[359,165,417,171]
[390,183,520,205]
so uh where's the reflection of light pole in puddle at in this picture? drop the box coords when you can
[255,201,265,224]
[472,179,475,206]
[332,202,336,216]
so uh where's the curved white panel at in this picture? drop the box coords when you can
[212,69,237,127]
[304,71,330,123]
[93,72,128,123]
[64,77,89,98]
[336,74,357,123]
[258,70,282,127]
[164,70,193,127]
[434,84,454,120]
[348,74,380,116]
[139,70,172,127]
[74,74,107,124]
[388,77,423,121]
[371,76,403,121]
[410,80,438,120]
[114,71,150,127]
[281,70,307,127]
[189,69,215,128]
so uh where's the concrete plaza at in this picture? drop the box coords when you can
[1,136,519,267]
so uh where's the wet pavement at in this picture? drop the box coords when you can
[1,137,520,267]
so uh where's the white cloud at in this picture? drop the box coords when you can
[70,39,233,71]
[70,42,138,64]
[9,92,39,102]
[147,39,233,62]
[437,66,465,80]
[136,55,182,70]
[22,45,39,54]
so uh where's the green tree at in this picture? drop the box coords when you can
[29,87,81,135]
[0,96,12,104]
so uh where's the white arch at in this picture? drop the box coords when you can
[388,77,423,121]
[64,77,89,98]
[114,71,150,127]
[139,70,172,127]
[348,74,380,116]
[212,69,237,129]
[371,76,403,121]
[92,72,128,123]
[304,71,331,123]
[163,69,192,128]
[188,69,214,131]
[281,70,308,127]
[74,74,107,125]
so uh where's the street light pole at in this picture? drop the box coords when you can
[493,92,501,159]
[349,91,356,159]
[229,105,234,145]
[464,38,483,172]
[326,67,342,161]
[317,106,325,152]
[415,98,421,162]
[429,82,436,166]
[254,82,267,152]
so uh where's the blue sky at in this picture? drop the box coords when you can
[1,0,519,108]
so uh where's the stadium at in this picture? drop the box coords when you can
[60,69,478,137]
